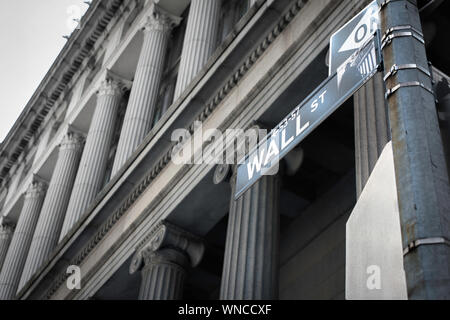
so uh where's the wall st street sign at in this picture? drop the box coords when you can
[329,1,379,75]
[234,31,383,199]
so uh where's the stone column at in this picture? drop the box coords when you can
[354,72,390,198]
[173,0,221,99]
[60,79,123,241]
[111,5,181,175]
[129,222,204,300]
[220,167,281,300]
[0,219,14,272]
[19,132,84,288]
[0,180,47,300]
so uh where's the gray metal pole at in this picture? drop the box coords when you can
[377,0,450,299]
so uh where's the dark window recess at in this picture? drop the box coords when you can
[47,107,68,146]
[120,2,144,41]
[81,52,105,96]
[102,90,130,187]
[149,6,188,129]
[218,0,249,44]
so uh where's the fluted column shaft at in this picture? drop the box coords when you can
[174,0,221,99]
[0,222,14,272]
[139,249,188,300]
[354,72,390,198]
[130,222,204,300]
[19,133,84,288]
[111,6,181,175]
[60,80,122,240]
[0,181,47,299]
[220,173,280,300]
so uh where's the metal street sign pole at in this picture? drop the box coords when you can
[235,34,382,199]
[378,0,450,299]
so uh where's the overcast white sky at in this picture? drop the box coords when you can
[0,0,89,142]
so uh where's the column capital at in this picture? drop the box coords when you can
[130,221,204,274]
[106,69,133,91]
[97,78,124,97]
[25,179,47,199]
[142,3,182,34]
[0,217,14,233]
[60,131,85,151]
[140,248,190,273]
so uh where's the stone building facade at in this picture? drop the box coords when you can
[0,0,449,300]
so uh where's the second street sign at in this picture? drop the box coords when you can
[329,0,379,75]
[235,34,382,199]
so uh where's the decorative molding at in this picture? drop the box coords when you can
[43,0,308,299]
